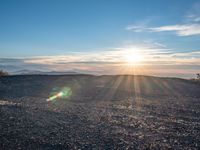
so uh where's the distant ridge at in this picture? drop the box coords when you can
[12,69,79,75]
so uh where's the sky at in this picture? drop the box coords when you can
[0,0,200,78]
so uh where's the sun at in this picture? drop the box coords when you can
[124,52,143,64]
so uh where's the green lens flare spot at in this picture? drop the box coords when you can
[46,87,72,102]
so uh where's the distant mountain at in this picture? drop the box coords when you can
[0,65,23,72]
[12,69,79,75]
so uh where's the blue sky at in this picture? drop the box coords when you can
[0,0,200,78]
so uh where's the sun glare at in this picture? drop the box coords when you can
[124,51,143,64]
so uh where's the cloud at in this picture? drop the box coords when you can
[0,58,24,63]
[0,44,199,78]
[22,43,170,66]
[185,2,200,23]
[126,2,200,37]
[126,24,200,36]
[150,24,200,36]
[125,25,147,32]
[171,50,200,58]
[186,14,200,22]
[0,57,52,72]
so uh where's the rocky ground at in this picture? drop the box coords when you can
[0,75,200,149]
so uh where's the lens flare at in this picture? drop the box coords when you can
[46,87,72,102]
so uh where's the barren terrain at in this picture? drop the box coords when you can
[0,75,200,149]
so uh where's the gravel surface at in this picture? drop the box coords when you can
[0,75,200,149]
